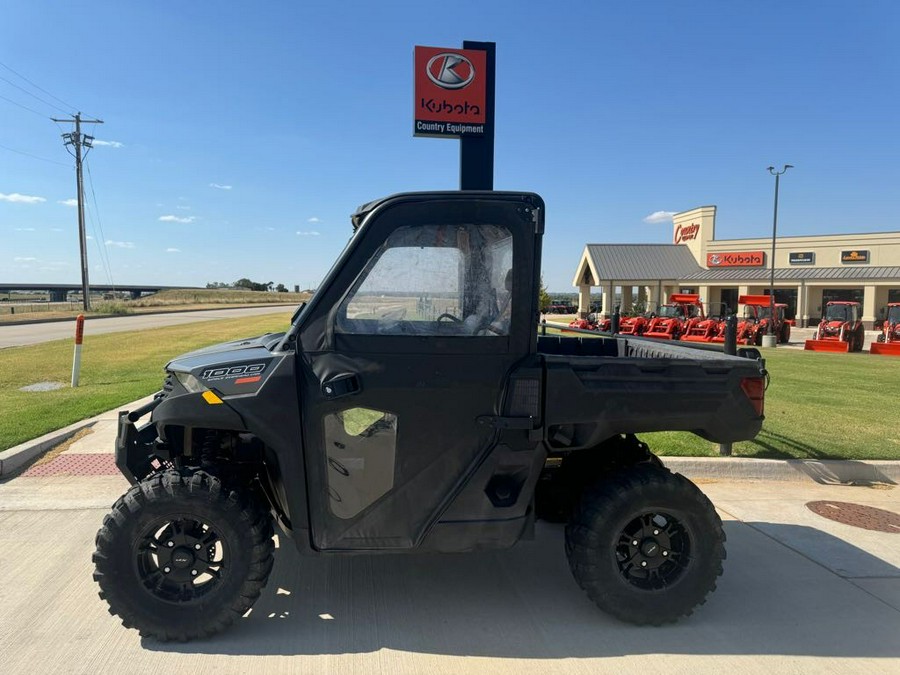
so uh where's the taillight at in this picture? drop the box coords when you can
[741,377,765,417]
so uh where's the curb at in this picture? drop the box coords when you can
[662,456,900,485]
[0,419,97,476]
[3,399,899,485]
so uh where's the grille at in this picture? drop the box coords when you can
[507,377,541,418]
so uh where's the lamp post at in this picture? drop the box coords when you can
[763,164,793,347]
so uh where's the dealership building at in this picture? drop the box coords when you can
[572,206,900,328]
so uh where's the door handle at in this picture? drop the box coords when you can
[322,374,361,400]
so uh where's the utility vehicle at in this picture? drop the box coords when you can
[94,192,767,641]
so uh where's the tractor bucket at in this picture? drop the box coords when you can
[681,335,712,342]
[870,342,900,356]
[804,339,850,353]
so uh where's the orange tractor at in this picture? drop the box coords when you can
[682,302,730,342]
[617,309,654,335]
[804,301,865,352]
[728,295,791,345]
[643,294,704,340]
[870,303,900,356]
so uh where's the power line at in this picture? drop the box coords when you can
[0,59,81,113]
[0,92,47,117]
[0,73,70,115]
[85,160,115,288]
[0,140,69,166]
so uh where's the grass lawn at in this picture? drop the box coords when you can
[645,348,900,460]
[3,318,899,460]
[0,312,292,450]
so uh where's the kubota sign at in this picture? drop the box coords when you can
[707,251,765,267]
[414,46,487,138]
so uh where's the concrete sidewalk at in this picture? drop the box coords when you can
[1,472,898,673]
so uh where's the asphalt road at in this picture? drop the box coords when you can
[0,305,296,349]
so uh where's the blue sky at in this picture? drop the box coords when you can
[2,1,898,292]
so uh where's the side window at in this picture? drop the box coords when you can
[336,223,513,336]
[324,408,397,520]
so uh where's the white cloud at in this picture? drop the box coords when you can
[159,215,196,224]
[209,183,232,190]
[58,198,78,207]
[14,227,36,231]
[166,248,181,253]
[50,227,63,232]
[0,192,46,204]
[92,140,124,148]
[643,210,676,224]
[176,205,191,211]
[14,256,38,262]
[105,240,136,248]
[296,231,321,236]
[307,217,320,223]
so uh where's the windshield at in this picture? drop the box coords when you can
[887,306,900,324]
[825,304,850,322]
[657,305,681,318]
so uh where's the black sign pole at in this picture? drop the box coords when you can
[460,41,495,190]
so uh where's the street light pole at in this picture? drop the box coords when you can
[766,164,793,343]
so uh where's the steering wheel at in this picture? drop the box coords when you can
[437,313,462,323]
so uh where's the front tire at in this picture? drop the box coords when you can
[93,469,274,641]
[565,465,725,625]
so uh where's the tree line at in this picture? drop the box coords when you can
[207,279,290,292]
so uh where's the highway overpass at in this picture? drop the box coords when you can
[0,283,199,301]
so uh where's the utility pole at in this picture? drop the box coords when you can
[52,112,103,311]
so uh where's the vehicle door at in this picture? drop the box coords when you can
[297,194,541,551]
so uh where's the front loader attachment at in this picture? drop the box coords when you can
[870,342,900,356]
[804,339,850,353]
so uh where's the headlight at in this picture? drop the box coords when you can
[173,372,206,393]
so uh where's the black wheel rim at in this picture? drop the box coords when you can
[615,511,691,591]
[134,516,228,604]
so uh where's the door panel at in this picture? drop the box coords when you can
[298,195,540,550]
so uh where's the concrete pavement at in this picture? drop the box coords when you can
[0,400,898,673]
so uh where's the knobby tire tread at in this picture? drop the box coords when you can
[564,465,725,625]
[93,469,274,641]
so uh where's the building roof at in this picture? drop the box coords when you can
[681,266,900,282]
[582,244,703,282]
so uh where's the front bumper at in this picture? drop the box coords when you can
[114,395,164,484]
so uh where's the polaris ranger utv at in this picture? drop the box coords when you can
[94,192,767,640]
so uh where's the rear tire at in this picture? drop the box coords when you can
[779,323,791,344]
[565,465,725,625]
[93,469,274,641]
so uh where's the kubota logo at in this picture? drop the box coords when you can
[426,53,476,90]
